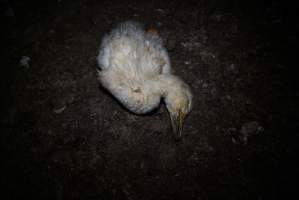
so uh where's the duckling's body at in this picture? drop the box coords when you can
[97,21,192,137]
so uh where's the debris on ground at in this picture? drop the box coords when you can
[240,121,264,145]
[19,56,31,69]
[53,105,66,114]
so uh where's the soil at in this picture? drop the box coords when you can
[1,0,298,199]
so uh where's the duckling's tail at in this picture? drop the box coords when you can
[147,28,159,36]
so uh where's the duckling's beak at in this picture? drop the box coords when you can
[170,110,185,139]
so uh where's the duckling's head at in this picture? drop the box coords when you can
[162,76,193,139]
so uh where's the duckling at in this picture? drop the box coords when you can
[97,21,192,138]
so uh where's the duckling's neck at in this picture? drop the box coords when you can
[146,74,183,98]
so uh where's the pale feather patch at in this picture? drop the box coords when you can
[97,21,173,113]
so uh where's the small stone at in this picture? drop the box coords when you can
[232,137,238,144]
[184,61,191,65]
[240,121,263,145]
[53,105,66,114]
[240,121,261,135]
[202,82,208,88]
[155,8,165,13]
[19,56,31,69]
[229,64,235,71]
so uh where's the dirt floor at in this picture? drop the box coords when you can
[1,0,298,199]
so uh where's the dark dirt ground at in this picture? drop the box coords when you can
[1,0,298,199]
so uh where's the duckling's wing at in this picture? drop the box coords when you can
[97,21,144,71]
[98,21,171,76]
[138,32,171,76]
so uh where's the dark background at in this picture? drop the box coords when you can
[1,0,298,199]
